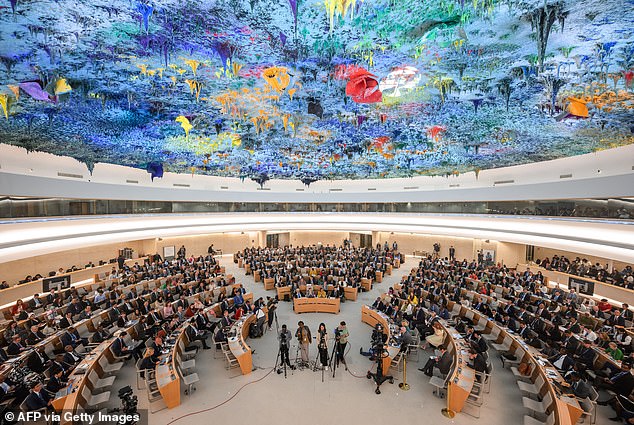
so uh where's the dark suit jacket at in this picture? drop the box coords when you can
[24,391,49,410]
[45,376,64,394]
[63,351,81,364]
[111,337,127,357]
[612,371,634,396]
[470,353,488,373]
[438,351,453,375]
[7,342,24,356]
[58,317,73,329]
[27,351,50,373]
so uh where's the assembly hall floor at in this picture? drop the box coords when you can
[105,255,612,425]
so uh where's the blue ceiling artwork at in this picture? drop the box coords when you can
[0,0,633,184]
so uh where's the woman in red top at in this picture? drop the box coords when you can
[233,305,243,320]
[11,299,25,318]
[597,299,612,313]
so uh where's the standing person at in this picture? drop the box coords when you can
[317,323,329,371]
[295,321,312,367]
[177,245,186,259]
[277,325,294,372]
[335,321,349,370]
[117,253,125,270]
[449,246,456,261]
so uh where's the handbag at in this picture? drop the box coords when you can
[518,362,533,376]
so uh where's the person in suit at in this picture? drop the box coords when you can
[468,350,489,373]
[597,361,634,404]
[25,325,46,346]
[45,368,66,395]
[24,382,51,411]
[27,348,50,374]
[58,312,74,329]
[186,323,211,349]
[7,335,27,356]
[608,310,627,328]
[566,372,592,399]
[470,332,488,354]
[111,332,133,360]
[419,345,452,376]
[116,312,130,328]
[138,348,158,379]
[62,345,83,365]
[78,305,94,320]
[548,347,575,372]
[574,340,597,369]
[65,298,83,317]
[90,325,110,344]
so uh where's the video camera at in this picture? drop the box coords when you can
[371,323,385,348]
[117,386,138,415]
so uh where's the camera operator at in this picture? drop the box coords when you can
[277,325,295,372]
[335,321,349,370]
[295,321,312,365]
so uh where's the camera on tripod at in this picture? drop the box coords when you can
[279,332,288,346]
[117,386,138,415]
[371,324,384,346]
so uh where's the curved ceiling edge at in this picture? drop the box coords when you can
[1,214,633,264]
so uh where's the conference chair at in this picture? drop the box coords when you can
[19,400,49,424]
[522,391,553,420]
[87,370,116,394]
[144,374,167,413]
[429,372,451,399]
[491,335,513,352]
[80,385,110,410]
[407,335,420,362]
[523,411,555,425]
[578,386,599,424]
[474,361,493,394]
[176,364,199,396]
[97,355,123,375]
[177,339,196,361]
[501,346,525,369]
[175,352,195,374]
[474,317,488,333]
[482,326,501,342]
[517,372,546,400]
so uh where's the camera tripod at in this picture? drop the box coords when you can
[366,345,394,394]
[274,342,289,379]
[312,338,328,382]
[328,339,341,378]
[293,342,310,370]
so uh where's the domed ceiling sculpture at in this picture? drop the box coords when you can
[0,0,633,184]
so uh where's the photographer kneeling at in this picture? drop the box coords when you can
[360,324,387,360]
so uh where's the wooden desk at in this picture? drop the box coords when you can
[55,321,140,424]
[263,278,275,290]
[344,287,358,301]
[442,323,475,413]
[386,264,392,275]
[375,271,383,283]
[294,298,340,314]
[360,305,395,372]
[228,314,254,375]
[361,278,373,292]
[156,325,188,409]
[277,286,291,300]
[441,297,579,425]
[254,270,261,282]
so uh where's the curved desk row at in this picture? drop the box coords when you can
[0,257,150,308]
[155,290,255,409]
[228,314,255,375]
[54,321,141,425]
[360,305,399,373]
[294,297,340,314]
[417,285,580,425]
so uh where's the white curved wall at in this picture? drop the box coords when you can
[1,143,633,202]
[1,213,633,264]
